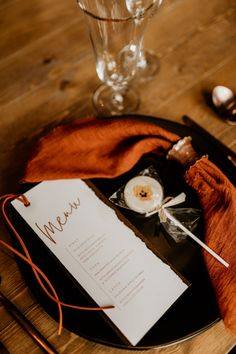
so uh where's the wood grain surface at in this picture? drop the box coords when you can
[0,0,236,353]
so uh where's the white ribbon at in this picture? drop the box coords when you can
[145,192,229,268]
[145,192,186,218]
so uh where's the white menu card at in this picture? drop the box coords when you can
[12,179,188,346]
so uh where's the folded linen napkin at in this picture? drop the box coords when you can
[22,116,179,182]
[185,157,236,333]
[22,116,236,334]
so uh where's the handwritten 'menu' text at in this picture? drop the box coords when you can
[35,197,81,244]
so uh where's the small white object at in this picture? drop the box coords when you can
[212,85,234,107]
[147,191,229,268]
[163,208,229,268]
[124,176,163,213]
[145,192,186,217]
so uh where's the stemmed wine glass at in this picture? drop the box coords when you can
[126,0,163,81]
[77,0,161,116]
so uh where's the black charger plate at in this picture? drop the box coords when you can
[9,115,236,350]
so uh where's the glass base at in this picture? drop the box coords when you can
[93,85,140,117]
[136,49,160,82]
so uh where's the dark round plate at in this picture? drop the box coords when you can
[9,115,236,350]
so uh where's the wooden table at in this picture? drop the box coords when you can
[0,0,236,353]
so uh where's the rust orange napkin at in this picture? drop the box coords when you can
[185,156,236,333]
[22,116,179,182]
[22,116,236,334]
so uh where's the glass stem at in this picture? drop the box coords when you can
[111,86,127,112]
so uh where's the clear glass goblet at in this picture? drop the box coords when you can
[136,49,160,81]
[77,0,160,116]
[126,0,163,82]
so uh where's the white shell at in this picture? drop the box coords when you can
[212,85,234,107]
[124,176,163,214]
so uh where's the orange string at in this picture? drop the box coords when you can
[0,194,114,335]
[1,195,63,334]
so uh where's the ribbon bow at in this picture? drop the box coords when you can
[145,192,186,220]
[145,192,229,268]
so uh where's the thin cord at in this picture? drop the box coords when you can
[0,194,114,335]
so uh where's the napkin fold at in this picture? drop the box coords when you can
[23,116,236,334]
[185,157,236,333]
[22,116,179,182]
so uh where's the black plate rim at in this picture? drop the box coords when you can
[10,114,233,350]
